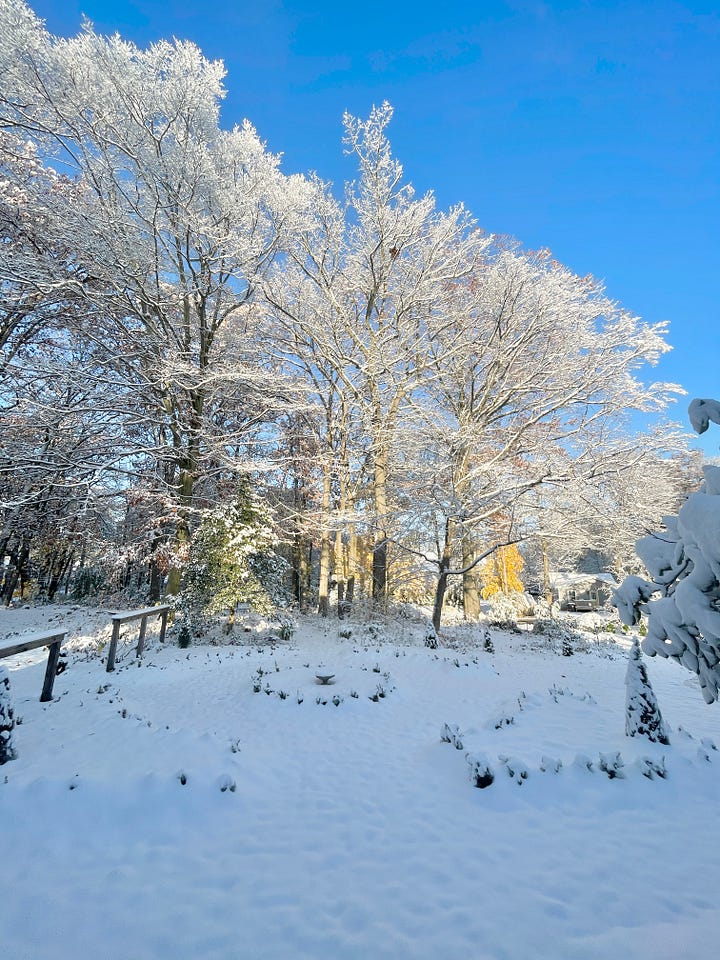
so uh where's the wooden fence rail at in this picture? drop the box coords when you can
[0,630,67,701]
[106,605,170,672]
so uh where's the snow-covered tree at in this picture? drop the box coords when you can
[266,103,491,608]
[181,481,286,625]
[0,130,96,371]
[0,334,124,602]
[395,237,684,628]
[0,3,306,592]
[269,108,682,624]
[625,638,670,743]
[524,448,697,592]
[0,4,692,617]
[615,399,720,703]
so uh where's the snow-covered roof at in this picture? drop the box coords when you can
[550,571,618,589]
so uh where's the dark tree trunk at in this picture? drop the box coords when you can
[337,581,346,619]
[431,518,456,632]
[372,536,387,606]
[432,564,450,633]
[149,561,162,603]
[2,568,19,607]
[338,575,354,619]
[2,539,29,606]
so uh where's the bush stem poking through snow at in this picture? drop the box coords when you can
[625,639,670,745]
[0,666,18,764]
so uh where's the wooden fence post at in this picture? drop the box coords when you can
[40,636,63,702]
[136,616,148,658]
[106,620,121,672]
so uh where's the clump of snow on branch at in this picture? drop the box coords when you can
[688,399,720,435]
[614,398,720,703]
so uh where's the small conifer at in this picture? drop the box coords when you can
[625,639,670,744]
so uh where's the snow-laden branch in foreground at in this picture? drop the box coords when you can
[614,399,720,703]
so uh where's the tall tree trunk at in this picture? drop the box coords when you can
[462,535,480,621]
[334,529,348,619]
[291,530,304,609]
[63,550,76,597]
[2,539,29,606]
[166,455,195,595]
[541,540,552,605]
[497,548,510,594]
[166,389,203,596]
[372,448,389,607]
[149,561,162,603]
[2,568,19,607]
[47,550,73,601]
[317,538,331,616]
[432,518,455,632]
[289,448,309,610]
[317,463,332,616]
[345,518,358,614]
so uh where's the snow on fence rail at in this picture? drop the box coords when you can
[0,629,67,702]
[106,605,170,672]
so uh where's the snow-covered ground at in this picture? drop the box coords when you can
[2,603,720,960]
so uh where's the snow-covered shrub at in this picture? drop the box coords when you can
[424,628,439,649]
[217,774,236,793]
[539,755,563,773]
[533,597,559,619]
[71,565,107,600]
[366,623,385,641]
[573,753,595,772]
[440,722,464,750]
[598,751,625,779]
[532,617,568,636]
[636,755,667,780]
[481,627,495,653]
[532,618,585,655]
[177,625,192,649]
[467,752,495,788]
[276,619,295,642]
[614,399,720,704]
[488,591,526,630]
[500,755,529,784]
[625,639,670,744]
[0,666,17,764]
[490,713,515,730]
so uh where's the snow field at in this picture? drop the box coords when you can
[2,605,720,959]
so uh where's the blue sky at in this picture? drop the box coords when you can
[30,0,720,453]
